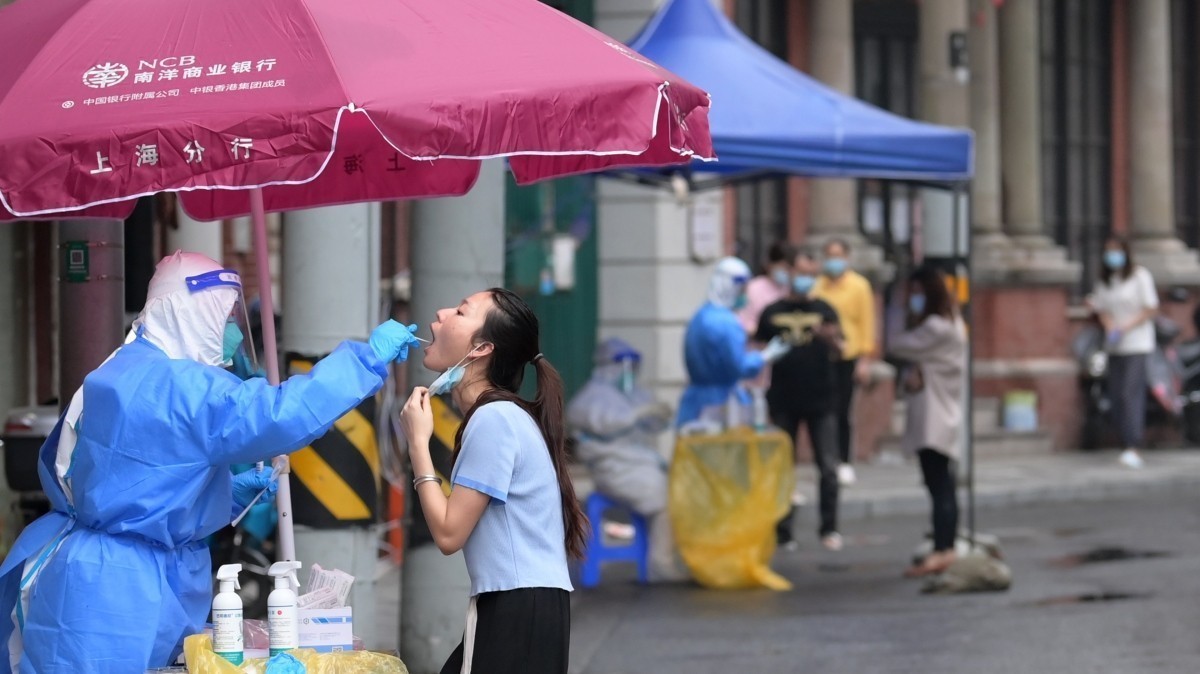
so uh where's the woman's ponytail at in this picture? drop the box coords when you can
[531,355,588,559]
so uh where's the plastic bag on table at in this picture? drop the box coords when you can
[184,634,409,674]
[668,427,795,591]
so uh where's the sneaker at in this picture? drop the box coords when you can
[820,532,844,552]
[1119,449,1144,469]
[837,463,857,486]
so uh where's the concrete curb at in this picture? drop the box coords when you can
[798,453,1200,524]
[821,474,1200,522]
[572,450,1200,524]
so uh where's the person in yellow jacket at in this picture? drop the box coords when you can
[812,238,878,487]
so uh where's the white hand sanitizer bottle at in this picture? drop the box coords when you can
[267,560,303,656]
[212,564,244,665]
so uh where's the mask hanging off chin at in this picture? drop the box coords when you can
[428,344,487,396]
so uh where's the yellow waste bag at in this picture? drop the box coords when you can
[184,634,409,674]
[669,428,795,591]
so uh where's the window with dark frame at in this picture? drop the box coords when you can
[1040,0,1112,297]
[854,0,919,261]
[733,0,789,272]
[1171,0,1200,249]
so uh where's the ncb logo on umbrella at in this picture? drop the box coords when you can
[82,62,129,89]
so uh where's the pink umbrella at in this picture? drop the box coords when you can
[0,0,714,559]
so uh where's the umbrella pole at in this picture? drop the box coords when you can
[250,187,297,562]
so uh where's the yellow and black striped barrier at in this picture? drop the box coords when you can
[287,356,380,527]
[406,394,461,547]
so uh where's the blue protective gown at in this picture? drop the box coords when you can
[0,336,388,673]
[676,302,765,426]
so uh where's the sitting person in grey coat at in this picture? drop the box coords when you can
[567,338,684,580]
[888,265,967,577]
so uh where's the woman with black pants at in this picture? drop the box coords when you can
[888,266,967,577]
[1086,237,1158,469]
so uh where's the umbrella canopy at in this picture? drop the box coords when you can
[0,0,716,564]
[0,0,713,220]
[628,0,972,182]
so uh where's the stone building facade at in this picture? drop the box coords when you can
[595,0,1200,454]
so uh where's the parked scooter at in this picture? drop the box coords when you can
[1175,305,1200,444]
[1072,322,1111,450]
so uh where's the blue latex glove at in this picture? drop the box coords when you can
[232,467,277,509]
[760,335,792,364]
[369,320,421,363]
[1107,329,1123,347]
[265,651,305,674]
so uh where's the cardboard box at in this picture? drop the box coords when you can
[298,607,354,653]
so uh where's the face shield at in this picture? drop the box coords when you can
[185,269,258,377]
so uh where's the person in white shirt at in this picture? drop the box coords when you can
[1086,237,1159,469]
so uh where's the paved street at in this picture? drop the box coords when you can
[377,451,1200,672]
[569,491,1200,674]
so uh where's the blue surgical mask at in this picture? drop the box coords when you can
[1104,250,1127,271]
[824,258,848,277]
[428,344,485,396]
[222,323,244,363]
[771,268,791,288]
[792,275,816,295]
[909,294,926,315]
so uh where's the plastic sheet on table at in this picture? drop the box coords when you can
[669,427,795,590]
[184,634,408,673]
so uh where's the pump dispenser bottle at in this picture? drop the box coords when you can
[267,560,303,656]
[213,564,244,665]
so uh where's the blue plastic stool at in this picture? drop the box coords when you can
[580,492,649,588]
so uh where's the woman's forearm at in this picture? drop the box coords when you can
[1121,308,1157,332]
[409,439,436,477]
[409,438,489,555]
[410,439,454,549]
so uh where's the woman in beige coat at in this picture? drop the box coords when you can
[888,265,967,576]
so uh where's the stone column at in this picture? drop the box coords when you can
[916,0,969,260]
[919,0,969,128]
[968,0,1013,275]
[807,0,880,265]
[1128,0,1200,283]
[997,0,1078,282]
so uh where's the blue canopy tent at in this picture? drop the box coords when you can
[623,0,974,187]
[621,0,987,552]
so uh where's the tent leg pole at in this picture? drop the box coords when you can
[955,182,976,549]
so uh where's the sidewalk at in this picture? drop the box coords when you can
[571,447,1200,522]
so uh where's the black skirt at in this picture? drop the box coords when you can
[439,587,570,674]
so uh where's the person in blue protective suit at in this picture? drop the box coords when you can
[0,251,420,674]
[677,257,791,427]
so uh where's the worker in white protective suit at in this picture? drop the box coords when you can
[567,338,686,581]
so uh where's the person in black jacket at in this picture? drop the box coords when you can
[755,249,845,551]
